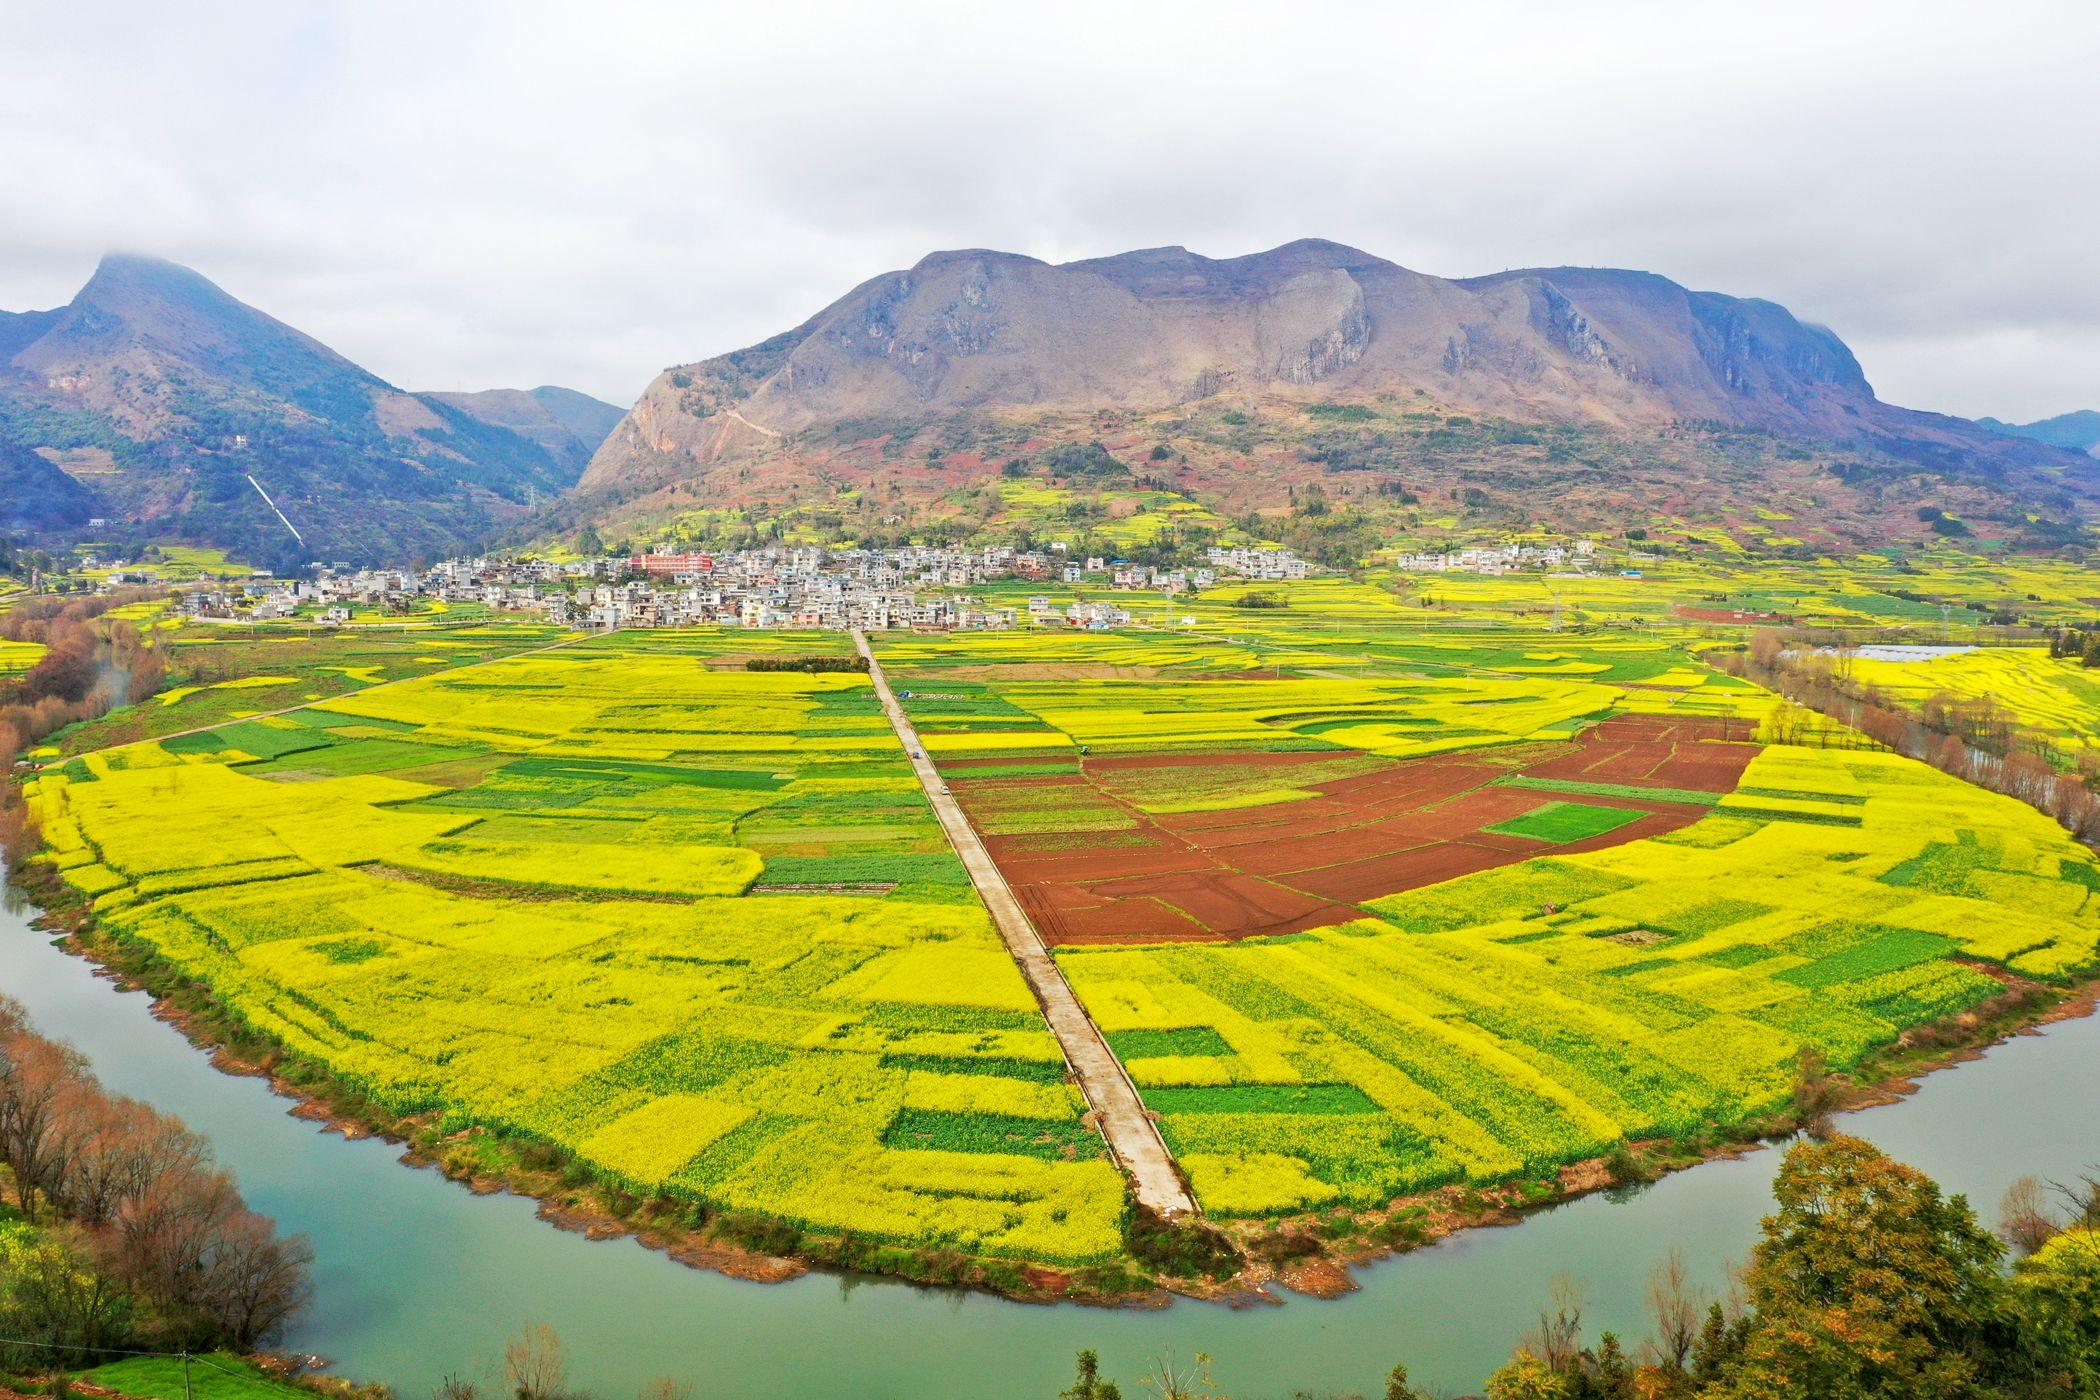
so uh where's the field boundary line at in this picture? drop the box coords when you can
[853,629,1198,1217]
[39,630,589,769]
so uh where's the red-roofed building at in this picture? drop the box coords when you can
[630,552,714,578]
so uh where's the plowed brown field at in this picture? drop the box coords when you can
[949,714,1758,944]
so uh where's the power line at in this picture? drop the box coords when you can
[0,1335,262,1384]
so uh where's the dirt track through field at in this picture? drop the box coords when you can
[853,630,1196,1218]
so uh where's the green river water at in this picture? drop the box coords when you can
[3,889,2094,1399]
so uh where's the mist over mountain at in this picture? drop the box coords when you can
[568,239,2092,548]
[0,255,614,567]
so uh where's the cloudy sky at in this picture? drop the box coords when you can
[3,1,2095,420]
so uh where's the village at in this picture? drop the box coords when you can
[172,543,1318,631]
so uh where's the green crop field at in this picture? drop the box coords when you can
[1849,645,2100,757]
[0,637,43,673]
[26,632,1123,1263]
[1058,744,2100,1215]
[18,564,2100,1281]
[1485,800,1647,843]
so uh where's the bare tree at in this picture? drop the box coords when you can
[505,1323,570,1400]
[1644,1247,1708,1372]
[1790,1047,1839,1136]
[1997,1176,2059,1257]
[2048,1168,2100,1231]
[0,1032,89,1221]
[1520,1274,1585,1372]
[195,1209,315,1348]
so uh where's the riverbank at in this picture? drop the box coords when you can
[5,851,1205,1308]
[8,881,2100,1399]
[12,839,2096,1315]
[1227,963,2093,1298]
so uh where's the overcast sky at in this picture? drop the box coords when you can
[3,1,2096,420]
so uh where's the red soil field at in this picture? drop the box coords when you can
[949,714,1759,945]
[1672,605,1792,625]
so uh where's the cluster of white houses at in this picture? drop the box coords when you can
[1387,540,1599,573]
[180,544,1311,632]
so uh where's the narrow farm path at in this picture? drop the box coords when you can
[40,629,588,769]
[853,630,1198,1217]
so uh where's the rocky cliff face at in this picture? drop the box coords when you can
[578,239,2050,517]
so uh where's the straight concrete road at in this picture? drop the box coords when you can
[853,631,1197,1217]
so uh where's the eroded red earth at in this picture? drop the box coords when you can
[946,715,1759,944]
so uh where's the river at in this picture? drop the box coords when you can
[3,887,2095,1399]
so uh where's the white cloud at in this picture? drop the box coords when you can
[1,0,2094,420]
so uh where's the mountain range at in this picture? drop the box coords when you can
[1981,409,2100,458]
[0,255,620,566]
[2,242,2092,566]
[567,239,2096,553]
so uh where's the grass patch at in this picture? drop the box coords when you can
[1485,801,1647,843]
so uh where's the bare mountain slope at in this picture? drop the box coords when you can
[576,239,2074,530]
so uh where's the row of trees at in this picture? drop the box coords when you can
[1462,1136,2099,1398]
[0,994,312,1361]
[1063,1135,2100,1399]
[2044,627,2100,668]
[0,591,168,766]
[0,590,170,863]
[1722,632,2100,842]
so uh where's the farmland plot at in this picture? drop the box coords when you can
[951,715,1758,942]
[1059,745,2100,1216]
[27,634,1124,1261]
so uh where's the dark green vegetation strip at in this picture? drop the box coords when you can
[1736,785,1870,805]
[883,1107,1101,1159]
[506,755,791,789]
[1143,1083,1381,1114]
[1717,804,1864,827]
[164,721,332,761]
[1777,928,1960,990]
[1106,1026,1234,1059]
[1485,800,1647,843]
[1491,774,1723,806]
[878,1052,1070,1083]
[946,761,1082,778]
